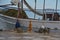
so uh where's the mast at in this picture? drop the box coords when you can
[21,0,23,17]
[15,0,21,29]
[34,0,37,19]
[56,0,58,13]
[43,0,46,20]
[52,0,58,21]
[41,0,46,28]
[17,2,20,19]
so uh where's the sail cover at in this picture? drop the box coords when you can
[11,0,20,5]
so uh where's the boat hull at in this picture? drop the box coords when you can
[0,14,60,31]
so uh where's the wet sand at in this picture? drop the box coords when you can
[0,31,60,40]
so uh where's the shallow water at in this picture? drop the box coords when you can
[0,32,60,40]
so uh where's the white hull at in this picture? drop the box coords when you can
[0,14,60,30]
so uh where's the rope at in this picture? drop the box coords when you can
[24,0,43,16]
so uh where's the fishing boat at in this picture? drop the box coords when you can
[0,0,60,31]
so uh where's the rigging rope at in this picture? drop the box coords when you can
[23,0,43,16]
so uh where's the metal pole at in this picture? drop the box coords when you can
[17,2,20,19]
[15,0,21,30]
[21,0,23,13]
[42,0,46,28]
[52,9,54,21]
[34,0,36,19]
[56,0,58,13]
[43,0,46,20]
